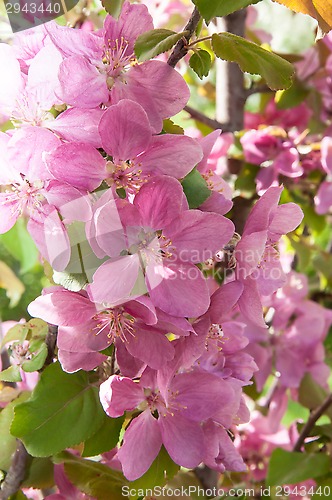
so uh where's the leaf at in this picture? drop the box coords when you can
[102,0,125,19]
[11,362,105,457]
[56,451,127,500]
[266,448,330,485]
[129,446,179,499]
[212,32,294,90]
[0,365,22,383]
[299,373,332,420]
[181,168,212,209]
[22,458,54,489]
[21,343,48,373]
[189,49,212,79]
[1,324,29,349]
[0,219,39,274]
[53,270,88,292]
[0,260,25,307]
[193,0,261,22]
[275,80,309,109]
[82,415,124,457]
[162,119,184,135]
[272,0,332,34]
[0,392,30,471]
[135,29,189,62]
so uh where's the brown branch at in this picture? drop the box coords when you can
[42,324,58,370]
[293,394,332,452]
[167,7,201,67]
[0,441,30,500]
[183,105,233,131]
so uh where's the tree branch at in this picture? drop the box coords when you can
[0,441,30,500]
[167,7,201,67]
[293,394,332,452]
[43,324,58,370]
[183,105,233,131]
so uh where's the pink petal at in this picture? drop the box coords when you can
[235,230,267,279]
[238,277,266,328]
[87,255,140,305]
[0,44,22,115]
[273,147,302,178]
[99,99,152,160]
[45,22,103,60]
[209,280,244,324]
[159,413,204,469]
[7,127,61,181]
[58,57,108,108]
[321,136,332,175]
[243,185,282,236]
[46,142,106,192]
[315,181,332,214]
[125,296,157,325]
[134,176,184,229]
[28,290,96,326]
[199,191,233,216]
[45,182,92,222]
[164,210,234,263]
[139,134,203,178]
[146,261,210,317]
[269,203,303,235]
[0,195,19,233]
[118,410,162,480]
[125,327,174,369]
[58,350,106,373]
[99,375,144,418]
[47,108,103,148]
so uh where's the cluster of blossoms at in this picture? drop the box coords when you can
[4,0,329,490]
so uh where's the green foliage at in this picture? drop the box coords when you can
[212,32,294,90]
[189,49,212,79]
[101,0,125,19]
[193,0,261,22]
[181,168,211,208]
[266,448,330,485]
[135,29,189,62]
[0,219,38,274]
[55,451,127,500]
[11,363,105,457]
[299,374,332,420]
[0,392,30,471]
[83,414,124,457]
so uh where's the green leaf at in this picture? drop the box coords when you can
[129,447,179,499]
[56,451,127,500]
[181,168,211,209]
[189,49,212,79]
[162,119,184,135]
[135,29,189,62]
[22,458,54,489]
[212,32,294,90]
[266,448,330,486]
[53,270,88,292]
[1,324,29,348]
[0,219,38,274]
[83,415,124,457]
[275,80,309,109]
[11,362,105,457]
[0,365,22,383]
[21,343,48,373]
[0,392,30,471]
[101,0,125,19]
[193,0,261,22]
[299,373,332,420]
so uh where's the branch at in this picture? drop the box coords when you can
[293,394,332,452]
[167,7,201,67]
[183,105,234,131]
[0,441,30,500]
[43,324,58,369]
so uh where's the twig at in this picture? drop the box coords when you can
[293,393,332,452]
[167,7,201,67]
[183,105,233,131]
[0,441,30,500]
[43,324,58,369]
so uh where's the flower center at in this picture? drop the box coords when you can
[92,307,135,343]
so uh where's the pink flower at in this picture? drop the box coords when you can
[28,287,179,373]
[46,2,189,132]
[46,100,203,194]
[100,369,238,480]
[87,175,234,317]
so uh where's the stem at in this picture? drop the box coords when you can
[187,35,212,48]
[183,105,233,131]
[293,394,332,452]
[0,441,30,500]
[167,7,201,67]
[43,324,58,369]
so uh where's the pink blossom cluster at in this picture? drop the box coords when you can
[0,1,305,482]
